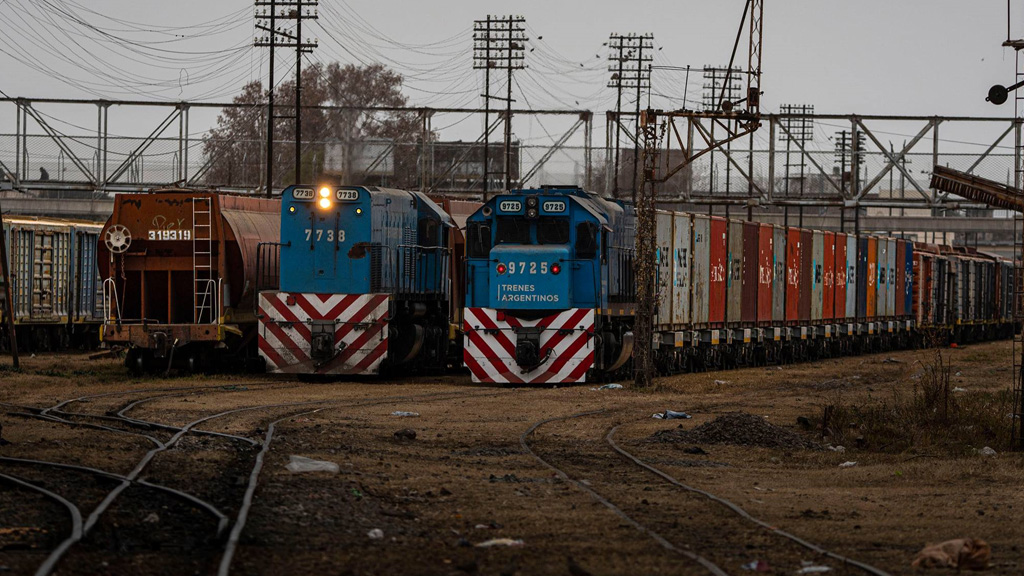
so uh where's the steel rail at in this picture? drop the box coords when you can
[606,424,891,576]
[216,389,517,576]
[0,472,83,576]
[520,410,728,576]
[0,456,228,534]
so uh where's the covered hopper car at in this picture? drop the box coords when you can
[0,217,104,352]
[98,189,280,373]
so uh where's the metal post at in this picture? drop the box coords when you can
[266,0,275,196]
[0,204,19,369]
[295,5,302,184]
[504,15,513,190]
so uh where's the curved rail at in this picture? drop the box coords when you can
[606,424,891,576]
[520,410,728,576]
[0,473,83,576]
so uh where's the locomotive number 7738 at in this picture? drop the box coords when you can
[304,229,346,242]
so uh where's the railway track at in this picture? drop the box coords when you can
[2,383,516,576]
[522,410,892,576]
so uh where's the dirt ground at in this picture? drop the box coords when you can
[0,341,1021,576]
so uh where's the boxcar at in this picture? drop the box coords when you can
[709,217,727,326]
[823,231,835,322]
[692,214,711,328]
[799,229,813,324]
[726,220,744,324]
[757,224,773,325]
[811,230,824,322]
[741,221,759,325]
[786,228,802,325]
[772,225,786,324]
[0,217,103,351]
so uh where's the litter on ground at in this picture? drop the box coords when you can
[652,410,691,420]
[475,538,524,548]
[911,538,990,570]
[391,411,420,417]
[285,455,340,474]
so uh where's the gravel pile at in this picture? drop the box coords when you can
[651,412,823,451]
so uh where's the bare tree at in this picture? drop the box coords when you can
[202,62,424,189]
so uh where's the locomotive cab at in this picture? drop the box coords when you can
[464,186,630,384]
[258,185,454,376]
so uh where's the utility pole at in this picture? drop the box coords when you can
[0,204,18,369]
[473,15,526,198]
[703,66,743,209]
[779,104,813,228]
[256,0,317,187]
[607,33,652,200]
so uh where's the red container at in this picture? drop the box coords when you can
[709,216,727,325]
[799,229,813,324]
[866,236,878,319]
[895,240,907,317]
[835,232,848,321]
[742,222,759,325]
[785,227,802,324]
[823,231,835,321]
[757,223,773,325]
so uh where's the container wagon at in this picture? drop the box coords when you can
[0,217,103,352]
[97,188,280,373]
[462,185,1012,384]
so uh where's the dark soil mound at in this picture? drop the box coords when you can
[651,412,823,451]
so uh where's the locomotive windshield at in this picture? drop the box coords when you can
[575,222,598,258]
[537,219,570,244]
[496,217,530,244]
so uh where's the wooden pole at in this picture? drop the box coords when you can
[0,203,20,369]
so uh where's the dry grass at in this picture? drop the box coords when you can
[814,347,1012,455]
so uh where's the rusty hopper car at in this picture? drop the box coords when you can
[98,189,280,372]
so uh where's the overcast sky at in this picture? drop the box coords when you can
[0,1,1020,146]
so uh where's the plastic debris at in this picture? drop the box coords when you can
[285,455,340,474]
[741,559,771,572]
[828,445,846,453]
[476,538,524,548]
[796,563,832,574]
[911,538,990,570]
[597,383,623,390]
[143,512,160,523]
[713,379,730,386]
[978,446,997,456]
[367,528,384,540]
[882,357,901,364]
[391,411,420,417]
[652,410,692,420]
[952,387,967,393]
[838,461,857,468]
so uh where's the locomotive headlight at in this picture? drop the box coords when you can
[318,197,332,210]
[288,206,296,213]
[551,263,561,275]
[318,186,331,198]
[496,263,507,275]
[526,208,539,218]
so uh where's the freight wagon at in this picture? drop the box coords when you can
[463,185,1013,384]
[0,217,104,351]
[98,188,280,373]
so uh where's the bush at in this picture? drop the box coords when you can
[815,347,1012,455]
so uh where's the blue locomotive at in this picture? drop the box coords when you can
[463,186,637,384]
[258,185,454,375]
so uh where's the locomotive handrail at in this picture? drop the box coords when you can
[195,278,218,325]
[101,278,122,325]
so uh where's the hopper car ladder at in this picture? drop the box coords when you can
[192,197,216,324]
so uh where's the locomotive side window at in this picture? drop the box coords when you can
[537,219,570,244]
[418,218,439,247]
[496,217,530,244]
[575,222,598,259]
[467,223,491,258]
